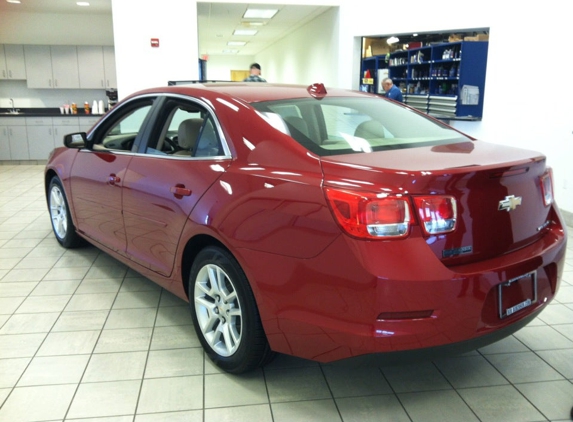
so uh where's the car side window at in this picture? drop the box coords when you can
[146,101,222,158]
[94,103,153,152]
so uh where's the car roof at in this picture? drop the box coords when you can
[133,82,370,104]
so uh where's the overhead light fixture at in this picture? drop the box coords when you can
[387,36,400,45]
[243,8,278,19]
[243,21,265,27]
[7,0,22,3]
[234,29,258,36]
[227,41,246,46]
[76,1,90,6]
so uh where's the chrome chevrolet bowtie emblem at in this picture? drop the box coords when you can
[498,195,522,212]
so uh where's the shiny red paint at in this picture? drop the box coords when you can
[45,83,567,363]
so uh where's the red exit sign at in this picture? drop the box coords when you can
[150,38,159,48]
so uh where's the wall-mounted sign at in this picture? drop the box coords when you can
[151,38,160,48]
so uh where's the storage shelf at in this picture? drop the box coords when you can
[363,41,488,119]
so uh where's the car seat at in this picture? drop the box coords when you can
[174,118,204,156]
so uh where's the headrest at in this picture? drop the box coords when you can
[178,118,204,150]
[284,116,309,137]
[354,120,385,139]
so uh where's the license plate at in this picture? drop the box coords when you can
[498,271,537,319]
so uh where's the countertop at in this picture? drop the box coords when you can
[0,108,106,117]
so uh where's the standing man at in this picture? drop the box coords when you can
[382,78,403,102]
[243,63,267,82]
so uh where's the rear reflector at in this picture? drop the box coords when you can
[413,196,457,235]
[377,310,434,320]
[540,169,554,207]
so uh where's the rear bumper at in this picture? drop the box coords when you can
[240,219,567,362]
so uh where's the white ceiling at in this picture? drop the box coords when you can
[0,0,332,56]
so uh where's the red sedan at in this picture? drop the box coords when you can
[45,83,567,373]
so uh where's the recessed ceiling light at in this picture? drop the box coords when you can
[7,0,22,4]
[243,21,265,27]
[76,2,90,6]
[243,9,278,19]
[234,29,258,36]
[227,41,247,46]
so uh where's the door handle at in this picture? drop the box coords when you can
[170,184,192,198]
[107,174,120,185]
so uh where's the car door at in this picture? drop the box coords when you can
[69,97,156,254]
[122,97,231,276]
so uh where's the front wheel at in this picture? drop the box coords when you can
[48,176,82,248]
[189,246,274,373]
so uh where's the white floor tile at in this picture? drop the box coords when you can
[0,165,571,422]
[67,380,141,419]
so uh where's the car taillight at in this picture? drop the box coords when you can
[540,169,554,207]
[413,196,457,235]
[324,188,412,239]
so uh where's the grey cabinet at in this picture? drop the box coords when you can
[24,45,80,89]
[77,46,105,89]
[103,46,117,88]
[50,46,80,89]
[24,45,53,88]
[53,116,80,148]
[0,44,27,80]
[26,117,55,160]
[0,118,28,160]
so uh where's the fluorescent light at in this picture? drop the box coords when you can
[387,36,400,45]
[227,41,246,46]
[76,2,90,6]
[233,29,258,36]
[243,8,278,19]
[7,0,22,3]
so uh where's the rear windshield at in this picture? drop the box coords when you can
[252,97,469,156]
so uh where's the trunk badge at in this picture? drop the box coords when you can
[498,195,522,212]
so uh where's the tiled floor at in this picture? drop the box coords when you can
[0,164,572,422]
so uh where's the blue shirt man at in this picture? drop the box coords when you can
[382,78,403,102]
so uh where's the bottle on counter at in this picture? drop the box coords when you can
[84,102,90,114]
[92,100,99,115]
[71,103,77,114]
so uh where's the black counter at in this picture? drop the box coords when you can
[0,108,105,117]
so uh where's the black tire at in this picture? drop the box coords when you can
[47,176,82,248]
[188,246,275,373]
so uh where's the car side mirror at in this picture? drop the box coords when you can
[63,132,92,149]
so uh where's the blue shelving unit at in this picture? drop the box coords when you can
[366,41,489,119]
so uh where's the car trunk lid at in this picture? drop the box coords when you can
[320,140,552,266]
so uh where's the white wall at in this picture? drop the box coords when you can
[111,0,199,97]
[204,55,255,80]
[0,11,113,45]
[333,0,573,215]
[0,11,112,110]
[1,1,571,216]
[0,81,107,109]
[255,7,339,86]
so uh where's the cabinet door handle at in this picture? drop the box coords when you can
[49,128,52,136]
[49,79,52,87]
[9,129,13,136]
[8,70,12,78]
[54,128,58,135]
[1,70,5,78]
[54,79,58,87]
